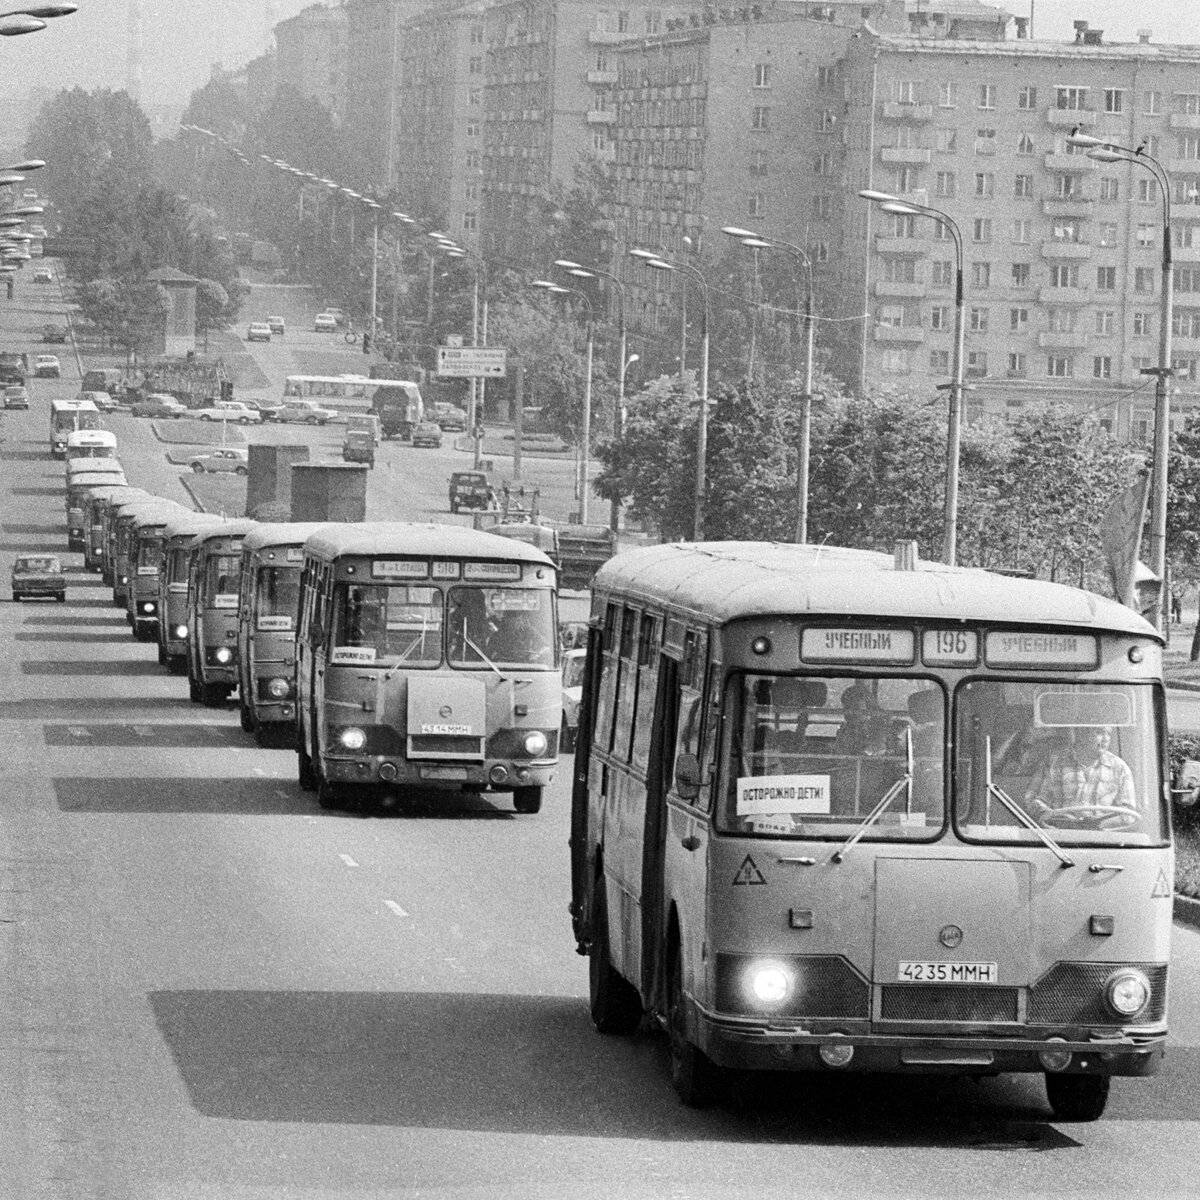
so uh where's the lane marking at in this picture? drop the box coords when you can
[339,854,359,868]
[131,725,154,737]
[67,726,91,738]
[276,789,292,801]
[384,900,409,918]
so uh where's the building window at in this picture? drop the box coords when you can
[1008,351,1027,375]
[1055,174,1082,198]
[1011,262,1030,286]
[972,262,992,288]
[1014,174,1033,198]
[1093,355,1112,379]
[970,306,989,332]
[966,350,988,377]
[466,120,480,137]
[935,171,955,198]
[813,194,831,220]
[469,56,483,74]
[748,192,765,216]
[1132,409,1152,443]
[1104,88,1124,114]
[1135,267,1155,293]
[754,62,771,88]
[1098,222,1118,247]
[465,150,480,170]
[1179,93,1200,115]
[644,9,661,34]
[972,218,992,243]
[1145,90,1162,115]
[931,260,953,287]
[1138,178,1155,203]
[750,149,769,177]
[898,80,919,105]
[751,106,769,130]
[813,151,833,176]
[1049,307,1077,333]
[938,81,957,108]
[883,258,917,284]
[1047,355,1074,377]
[930,305,949,330]
[1017,133,1035,155]
[1099,177,1119,202]
[1134,312,1152,336]
[470,23,484,43]
[463,211,477,232]
[1137,224,1156,248]
[889,212,916,238]
[468,87,481,106]
[1011,218,1032,244]
[1179,135,1200,161]
[978,83,996,110]
[936,128,957,152]
[465,182,478,201]
[975,129,996,156]
[975,173,994,198]
[812,240,829,263]
[880,349,911,373]
[1010,307,1028,331]
[895,167,919,193]
[1094,310,1114,335]
[879,304,905,328]
[930,349,951,372]
[1013,85,1035,110]
[1055,86,1088,111]
[817,64,836,89]
[819,109,837,132]
[1052,218,1082,242]
[617,10,630,31]
[1050,264,1080,288]
[1096,266,1117,290]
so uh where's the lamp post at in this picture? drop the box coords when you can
[435,236,488,469]
[860,189,965,566]
[722,225,815,543]
[1069,132,1173,629]
[630,247,711,540]
[533,279,594,523]
[554,258,626,534]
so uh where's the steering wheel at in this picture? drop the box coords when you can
[1042,804,1141,831]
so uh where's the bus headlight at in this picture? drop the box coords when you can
[141,602,156,614]
[119,574,128,585]
[339,726,367,750]
[214,646,233,665]
[523,730,548,756]
[267,677,290,699]
[174,624,188,639]
[1105,968,1151,1019]
[747,960,791,1006]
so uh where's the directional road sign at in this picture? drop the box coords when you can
[436,346,508,378]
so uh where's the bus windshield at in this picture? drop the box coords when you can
[333,583,443,666]
[447,586,556,670]
[256,565,301,625]
[203,554,241,601]
[718,673,946,841]
[137,540,162,571]
[955,680,1166,846]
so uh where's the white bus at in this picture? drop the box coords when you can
[282,375,423,436]
[65,429,118,461]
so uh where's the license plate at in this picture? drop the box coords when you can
[898,961,999,984]
[420,765,469,781]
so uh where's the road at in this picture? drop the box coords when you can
[3,268,1200,1198]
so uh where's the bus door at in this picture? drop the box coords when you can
[570,623,603,946]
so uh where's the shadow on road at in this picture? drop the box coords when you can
[22,659,165,676]
[53,775,304,815]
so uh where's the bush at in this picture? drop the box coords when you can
[1170,733,1200,836]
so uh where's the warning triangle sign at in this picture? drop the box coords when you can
[732,854,767,886]
[1152,868,1172,899]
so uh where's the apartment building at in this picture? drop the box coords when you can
[275,2,349,120]
[841,22,1200,439]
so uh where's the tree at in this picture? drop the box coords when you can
[194,279,229,351]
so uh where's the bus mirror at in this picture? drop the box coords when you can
[675,752,702,801]
[1173,759,1200,809]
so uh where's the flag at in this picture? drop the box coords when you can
[1099,471,1150,608]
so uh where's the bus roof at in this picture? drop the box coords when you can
[68,471,128,490]
[51,398,99,412]
[130,504,192,530]
[241,522,333,554]
[303,522,555,568]
[66,429,117,443]
[592,542,1159,641]
[114,500,188,523]
[190,517,258,548]
[161,512,231,540]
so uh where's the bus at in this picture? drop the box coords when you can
[281,375,423,438]
[186,518,257,706]
[50,397,101,457]
[570,541,1171,1121]
[296,523,559,813]
[236,522,329,746]
[111,498,182,610]
[65,429,118,461]
[126,502,192,642]
[157,513,228,674]
[83,486,148,572]
[65,464,128,550]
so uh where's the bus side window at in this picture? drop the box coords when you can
[613,606,640,763]
[630,612,659,772]
[592,601,620,754]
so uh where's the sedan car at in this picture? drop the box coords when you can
[266,315,285,335]
[78,389,118,413]
[193,401,262,424]
[411,421,443,449]
[560,648,586,752]
[41,324,68,344]
[12,554,65,602]
[33,354,60,378]
[188,447,249,475]
[314,313,337,333]
[246,322,272,342]
[131,394,187,419]
[431,402,469,432]
[3,385,29,409]
[32,266,52,284]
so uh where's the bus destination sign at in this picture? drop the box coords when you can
[801,627,915,665]
[985,631,1098,669]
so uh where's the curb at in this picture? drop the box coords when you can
[1175,893,1200,930]
[1167,681,1200,694]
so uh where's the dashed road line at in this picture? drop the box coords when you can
[339,853,359,869]
[384,900,409,918]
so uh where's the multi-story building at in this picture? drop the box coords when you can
[841,19,1200,438]
[275,2,349,120]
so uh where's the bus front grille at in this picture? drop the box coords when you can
[1028,962,1167,1026]
[409,735,484,757]
[880,985,1019,1023]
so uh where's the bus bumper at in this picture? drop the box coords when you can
[322,753,557,792]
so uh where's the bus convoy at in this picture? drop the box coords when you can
[56,456,1185,1124]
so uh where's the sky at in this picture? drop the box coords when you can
[3,0,1200,111]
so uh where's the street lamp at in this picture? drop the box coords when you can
[1068,131,1173,629]
[533,279,594,523]
[722,225,816,543]
[860,189,966,566]
[630,247,711,540]
[436,237,488,469]
[0,3,77,35]
[554,258,627,534]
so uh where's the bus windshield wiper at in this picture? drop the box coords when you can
[463,631,506,680]
[983,736,1074,869]
[831,727,913,863]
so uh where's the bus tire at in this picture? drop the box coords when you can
[513,785,543,814]
[669,947,722,1107]
[1045,1073,1110,1122]
[297,736,317,792]
[239,700,254,733]
[316,772,342,811]
[188,676,201,703]
[157,642,165,665]
[200,681,226,708]
[588,877,642,1035]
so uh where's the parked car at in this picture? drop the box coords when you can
[431,401,469,432]
[11,554,65,602]
[411,421,443,449]
[188,447,250,475]
[41,324,67,344]
[77,388,118,413]
[194,400,262,424]
[32,266,52,283]
[322,307,347,327]
[246,322,272,343]
[560,648,586,752]
[33,354,60,378]
[3,385,29,409]
[266,315,285,335]
[313,313,337,333]
[131,394,187,419]
[274,399,335,425]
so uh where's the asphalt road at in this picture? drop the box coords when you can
[4,268,1200,1198]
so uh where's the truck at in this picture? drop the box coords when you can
[555,523,616,591]
[341,415,378,466]
[371,379,424,440]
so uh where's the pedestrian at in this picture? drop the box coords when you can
[1172,592,1183,624]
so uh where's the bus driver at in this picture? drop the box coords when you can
[1024,726,1137,819]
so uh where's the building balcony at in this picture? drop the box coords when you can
[1041,241,1093,258]
[586,110,616,124]
[880,147,932,164]
[1168,158,1200,176]
[1037,286,1090,304]
[1046,108,1096,127]
[882,101,933,122]
[874,280,927,298]
[1169,113,1200,130]
[1038,329,1091,349]
[873,325,925,343]
[1044,152,1095,171]
[1175,243,1200,261]
[875,235,926,255]
[1043,197,1094,216]
[586,69,618,84]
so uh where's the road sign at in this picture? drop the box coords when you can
[437,346,508,378]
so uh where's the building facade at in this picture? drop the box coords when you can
[275,2,349,120]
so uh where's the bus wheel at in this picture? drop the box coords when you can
[513,785,543,814]
[200,682,226,707]
[669,949,722,1107]
[239,700,254,733]
[157,643,165,665]
[188,676,201,703]
[297,737,317,792]
[316,772,343,811]
[1046,1073,1110,1122]
[588,877,642,1035]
